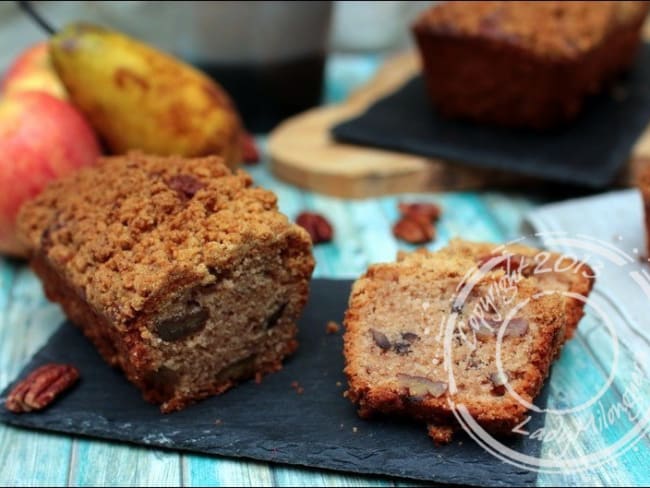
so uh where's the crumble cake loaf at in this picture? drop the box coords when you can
[17,152,314,412]
[344,244,567,443]
[412,1,649,129]
[433,239,595,339]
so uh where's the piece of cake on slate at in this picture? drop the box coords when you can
[18,152,314,412]
[343,240,593,442]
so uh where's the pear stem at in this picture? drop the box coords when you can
[17,1,56,35]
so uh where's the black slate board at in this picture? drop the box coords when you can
[332,44,650,188]
[0,279,546,486]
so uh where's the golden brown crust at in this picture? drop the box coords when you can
[344,244,568,441]
[18,152,311,326]
[415,1,649,59]
[18,152,314,411]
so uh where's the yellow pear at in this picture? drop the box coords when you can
[50,23,242,166]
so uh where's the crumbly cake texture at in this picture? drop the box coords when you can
[343,240,588,443]
[437,239,594,340]
[412,1,649,129]
[18,152,314,412]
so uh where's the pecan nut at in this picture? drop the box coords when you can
[166,174,205,199]
[296,212,333,244]
[398,202,442,222]
[241,132,260,164]
[5,364,80,413]
[397,373,448,398]
[392,215,435,244]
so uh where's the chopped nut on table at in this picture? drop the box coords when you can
[393,201,442,244]
[296,212,334,244]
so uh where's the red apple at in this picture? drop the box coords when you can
[2,42,67,100]
[0,91,101,257]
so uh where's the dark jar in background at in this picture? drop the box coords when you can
[152,1,332,133]
[189,2,332,132]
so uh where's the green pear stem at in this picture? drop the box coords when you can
[17,1,56,35]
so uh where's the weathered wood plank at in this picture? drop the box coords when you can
[67,440,181,487]
[272,466,393,487]
[184,455,274,487]
[0,262,72,486]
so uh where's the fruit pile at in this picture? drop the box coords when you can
[0,23,250,257]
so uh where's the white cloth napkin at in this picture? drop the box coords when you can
[524,189,650,375]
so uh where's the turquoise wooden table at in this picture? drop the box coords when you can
[1,55,649,487]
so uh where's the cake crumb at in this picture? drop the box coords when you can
[290,381,304,395]
[352,427,358,433]
[336,381,342,387]
[254,372,263,384]
[326,320,341,335]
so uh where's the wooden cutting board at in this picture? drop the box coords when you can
[268,50,650,198]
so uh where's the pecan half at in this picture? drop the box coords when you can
[154,301,209,341]
[392,216,435,244]
[167,174,205,199]
[397,374,448,398]
[296,212,333,244]
[401,332,420,343]
[5,364,79,413]
[241,132,260,164]
[370,328,391,351]
[398,202,442,222]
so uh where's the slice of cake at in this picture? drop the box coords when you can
[17,152,314,412]
[433,239,595,339]
[344,242,576,442]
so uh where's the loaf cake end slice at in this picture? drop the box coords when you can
[344,246,567,442]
